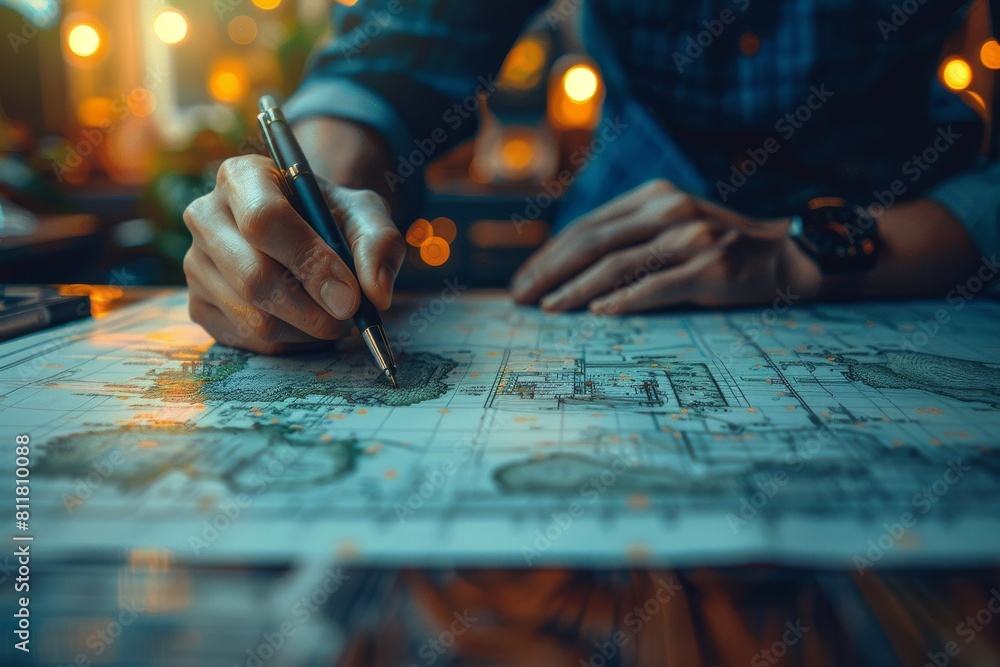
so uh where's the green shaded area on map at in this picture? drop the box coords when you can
[145,346,457,407]
[36,425,360,494]
[842,351,1000,408]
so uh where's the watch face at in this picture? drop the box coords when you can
[794,201,879,273]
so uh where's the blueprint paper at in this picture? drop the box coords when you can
[2,291,999,567]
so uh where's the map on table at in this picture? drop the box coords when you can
[2,291,999,567]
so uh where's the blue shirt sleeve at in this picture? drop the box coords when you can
[284,0,547,211]
[928,159,1000,265]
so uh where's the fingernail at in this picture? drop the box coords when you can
[540,293,561,311]
[320,279,357,320]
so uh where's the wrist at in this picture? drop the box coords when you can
[776,224,823,302]
[292,117,397,207]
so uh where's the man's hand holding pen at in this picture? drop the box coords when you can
[182,153,405,356]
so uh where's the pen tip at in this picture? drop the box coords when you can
[385,368,398,390]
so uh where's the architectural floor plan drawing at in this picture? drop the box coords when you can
[2,291,1000,567]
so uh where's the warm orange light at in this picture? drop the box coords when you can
[500,136,534,171]
[228,16,258,45]
[210,73,242,102]
[77,97,113,127]
[499,37,547,91]
[152,9,188,44]
[127,88,157,117]
[940,58,972,91]
[405,219,433,247]
[57,285,124,318]
[252,0,282,8]
[550,59,603,129]
[67,23,101,57]
[981,39,1000,70]
[468,219,549,248]
[335,0,359,5]
[430,217,457,244]
[420,236,451,267]
[963,90,987,113]
[209,61,249,103]
[551,96,600,129]
[563,65,599,103]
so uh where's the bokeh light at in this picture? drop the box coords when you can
[57,285,125,319]
[419,236,451,267]
[405,219,433,247]
[99,115,159,185]
[252,0,282,9]
[550,59,604,129]
[209,60,249,103]
[963,90,987,113]
[499,36,547,91]
[67,23,101,58]
[940,57,972,91]
[152,9,188,45]
[500,135,534,171]
[77,97,114,127]
[430,217,457,244]
[562,65,599,103]
[981,39,1000,70]
[228,16,258,45]
[127,88,157,118]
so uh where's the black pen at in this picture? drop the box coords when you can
[257,95,398,388]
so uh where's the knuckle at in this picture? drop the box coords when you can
[676,194,700,218]
[597,251,627,276]
[694,220,716,237]
[182,249,197,282]
[242,198,292,242]
[289,242,331,285]
[650,194,694,224]
[215,156,241,185]
[237,261,271,302]
[217,155,265,184]
[648,179,674,196]
[182,194,212,234]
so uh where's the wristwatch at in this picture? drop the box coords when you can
[788,197,880,275]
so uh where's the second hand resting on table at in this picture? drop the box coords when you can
[183,117,982,355]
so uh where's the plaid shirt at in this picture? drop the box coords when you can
[287,0,999,257]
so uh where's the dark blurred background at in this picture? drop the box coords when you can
[0,0,995,303]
